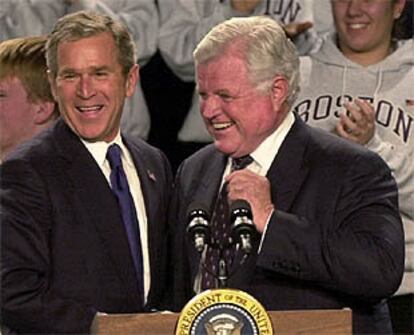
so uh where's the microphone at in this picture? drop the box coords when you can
[230,199,256,254]
[186,202,211,253]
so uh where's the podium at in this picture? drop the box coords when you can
[96,309,352,334]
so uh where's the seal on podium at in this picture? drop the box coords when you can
[175,289,273,335]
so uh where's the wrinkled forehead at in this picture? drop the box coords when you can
[196,54,249,89]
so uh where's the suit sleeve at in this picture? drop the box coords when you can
[257,152,405,301]
[164,161,194,312]
[0,159,96,334]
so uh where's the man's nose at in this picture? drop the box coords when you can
[76,75,96,99]
[200,96,221,118]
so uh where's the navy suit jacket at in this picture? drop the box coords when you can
[1,119,172,333]
[169,117,404,334]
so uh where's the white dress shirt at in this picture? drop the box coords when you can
[81,132,150,303]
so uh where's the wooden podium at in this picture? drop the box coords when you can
[96,309,352,334]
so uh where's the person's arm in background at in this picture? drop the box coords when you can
[158,0,262,81]
[0,0,65,40]
[158,0,329,82]
[365,134,414,228]
[336,99,414,238]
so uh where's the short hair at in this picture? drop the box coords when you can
[193,16,300,106]
[0,36,55,104]
[46,11,137,78]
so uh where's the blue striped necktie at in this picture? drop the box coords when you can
[107,143,144,305]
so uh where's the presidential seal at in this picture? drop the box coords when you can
[175,289,273,335]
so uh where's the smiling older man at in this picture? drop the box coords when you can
[168,16,404,335]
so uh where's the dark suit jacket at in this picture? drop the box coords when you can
[169,117,404,334]
[1,119,172,334]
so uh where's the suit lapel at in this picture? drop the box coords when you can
[267,118,310,212]
[124,140,156,231]
[193,152,227,215]
[187,151,227,280]
[123,137,166,307]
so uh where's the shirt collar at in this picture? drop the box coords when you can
[81,132,134,168]
[249,112,295,174]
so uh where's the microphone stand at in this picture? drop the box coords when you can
[217,247,228,288]
[202,238,250,289]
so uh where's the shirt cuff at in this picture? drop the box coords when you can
[257,208,275,253]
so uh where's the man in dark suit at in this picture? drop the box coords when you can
[169,16,405,334]
[1,11,172,334]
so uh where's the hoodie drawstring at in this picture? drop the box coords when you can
[373,66,383,103]
[340,65,347,108]
[340,65,383,105]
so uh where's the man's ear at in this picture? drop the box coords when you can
[47,70,58,102]
[270,75,289,110]
[33,101,57,125]
[126,64,139,97]
[394,0,407,19]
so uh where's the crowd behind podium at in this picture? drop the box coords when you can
[0,0,413,334]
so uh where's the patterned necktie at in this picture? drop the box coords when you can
[201,155,253,290]
[107,144,144,305]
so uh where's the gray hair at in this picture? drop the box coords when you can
[46,11,137,78]
[193,16,300,106]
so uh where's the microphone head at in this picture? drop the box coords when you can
[186,202,210,222]
[230,199,252,222]
[230,199,255,254]
[186,202,211,252]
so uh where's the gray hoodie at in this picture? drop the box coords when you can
[294,33,414,295]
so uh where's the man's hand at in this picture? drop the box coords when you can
[226,169,274,233]
[283,21,313,39]
[230,0,262,14]
[335,98,375,145]
[64,0,97,10]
